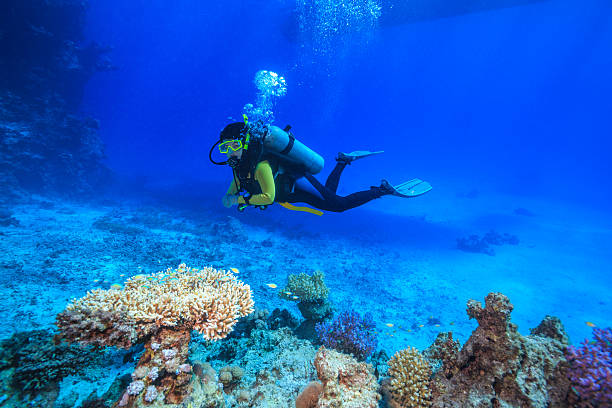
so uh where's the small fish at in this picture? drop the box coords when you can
[230,267,239,274]
[292,295,299,300]
[450,321,455,326]
[385,323,394,328]
[586,321,597,327]
[133,274,145,279]
[418,324,425,328]
[93,279,100,283]
[283,291,292,295]
[266,283,278,289]
[110,284,122,290]
[119,274,126,277]
[435,324,440,327]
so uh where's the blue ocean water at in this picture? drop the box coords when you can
[1,0,611,406]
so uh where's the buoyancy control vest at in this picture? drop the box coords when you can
[233,124,324,206]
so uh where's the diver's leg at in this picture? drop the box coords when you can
[285,189,336,211]
[296,175,389,212]
[324,162,348,193]
[336,186,388,211]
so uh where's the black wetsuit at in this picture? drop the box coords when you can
[280,161,388,213]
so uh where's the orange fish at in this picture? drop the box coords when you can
[385,323,394,328]
[266,283,277,289]
[230,268,239,274]
[586,321,596,327]
[418,324,424,328]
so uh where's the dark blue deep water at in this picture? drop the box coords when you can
[1,0,611,406]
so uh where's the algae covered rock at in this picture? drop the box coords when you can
[313,346,381,408]
[430,292,571,408]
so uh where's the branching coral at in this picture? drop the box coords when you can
[279,270,329,302]
[57,263,254,344]
[55,263,254,406]
[315,310,377,360]
[566,327,612,407]
[386,347,432,408]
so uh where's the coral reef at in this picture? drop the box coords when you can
[315,310,378,360]
[565,327,612,407]
[0,329,102,397]
[424,332,460,379]
[280,270,329,303]
[456,230,519,255]
[55,264,254,406]
[218,365,244,393]
[382,346,432,408]
[313,346,381,408]
[429,292,571,407]
[191,325,318,406]
[175,362,225,408]
[280,270,334,339]
[295,381,323,408]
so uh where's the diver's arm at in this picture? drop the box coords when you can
[237,161,275,205]
[222,179,239,207]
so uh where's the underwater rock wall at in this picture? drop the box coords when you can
[0,0,112,199]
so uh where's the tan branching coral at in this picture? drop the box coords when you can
[57,263,254,345]
[55,263,254,407]
[279,270,329,302]
[386,347,432,408]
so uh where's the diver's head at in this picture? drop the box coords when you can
[218,122,248,163]
[220,122,247,141]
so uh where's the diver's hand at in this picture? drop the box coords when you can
[222,194,239,208]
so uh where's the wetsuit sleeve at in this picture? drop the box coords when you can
[237,161,275,205]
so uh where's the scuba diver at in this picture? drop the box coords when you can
[209,116,432,215]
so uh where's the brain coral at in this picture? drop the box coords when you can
[55,263,254,406]
[386,347,432,408]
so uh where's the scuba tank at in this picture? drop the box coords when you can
[262,125,324,175]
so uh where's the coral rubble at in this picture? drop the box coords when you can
[429,292,570,407]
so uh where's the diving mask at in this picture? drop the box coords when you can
[218,139,243,154]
